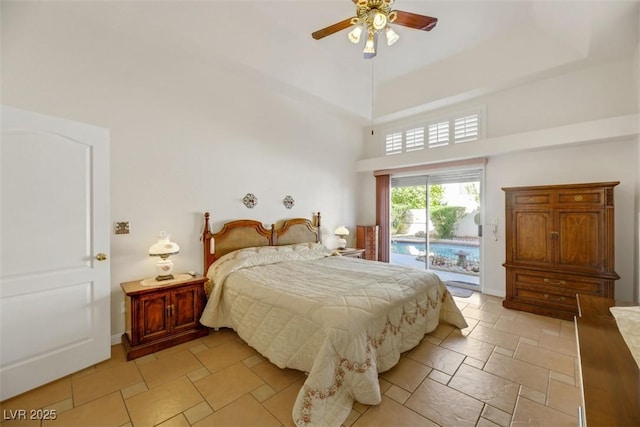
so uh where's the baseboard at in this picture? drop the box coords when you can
[111,333,122,346]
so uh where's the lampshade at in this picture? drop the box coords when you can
[348,25,363,44]
[334,226,349,237]
[385,26,399,46]
[149,231,179,281]
[334,226,349,250]
[363,33,375,54]
[371,9,387,30]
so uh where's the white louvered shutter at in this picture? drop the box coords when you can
[428,121,449,147]
[385,131,403,155]
[405,127,425,152]
[454,114,479,143]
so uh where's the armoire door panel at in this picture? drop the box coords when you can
[513,210,553,265]
[557,211,603,271]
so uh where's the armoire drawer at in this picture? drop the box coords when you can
[513,286,577,311]
[556,189,605,206]
[511,192,552,206]
[512,271,605,295]
[507,269,611,315]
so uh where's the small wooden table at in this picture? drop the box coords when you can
[121,273,209,360]
[575,294,640,426]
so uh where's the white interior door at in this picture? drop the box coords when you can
[0,106,110,400]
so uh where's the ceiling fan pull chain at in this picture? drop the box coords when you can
[371,58,375,136]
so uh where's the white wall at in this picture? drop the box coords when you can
[635,37,640,301]
[484,140,638,300]
[357,56,640,301]
[1,3,363,339]
[362,57,638,161]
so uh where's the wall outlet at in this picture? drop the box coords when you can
[121,301,126,314]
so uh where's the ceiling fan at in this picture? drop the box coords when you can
[311,0,438,59]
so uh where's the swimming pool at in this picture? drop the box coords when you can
[391,240,479,260]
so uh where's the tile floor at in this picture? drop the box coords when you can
[0,293,581,427]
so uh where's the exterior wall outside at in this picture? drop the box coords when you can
[401,209,478,238]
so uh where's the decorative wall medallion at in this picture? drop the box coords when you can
[283,195,295,209]
[243,193,258,209]
[114,221,130,235]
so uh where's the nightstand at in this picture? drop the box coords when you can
[336,248,366,258]
[121,273,209,360]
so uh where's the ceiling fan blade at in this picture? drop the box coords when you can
[393,10,438,31]
[312,17,355,40]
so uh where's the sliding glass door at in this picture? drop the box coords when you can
[390,169,482,290]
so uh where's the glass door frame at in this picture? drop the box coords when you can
[390,167,485,291]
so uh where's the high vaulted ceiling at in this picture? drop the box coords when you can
[4,1,639,123]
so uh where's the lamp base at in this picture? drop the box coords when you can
[155,258,175,281]
[337,238,347,250]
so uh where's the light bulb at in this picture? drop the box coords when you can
[363,33,375,54]
[385,26,399,46]
[372,10,387,30]
[348,25,362,44]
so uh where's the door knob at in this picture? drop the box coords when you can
[95,253,108,261]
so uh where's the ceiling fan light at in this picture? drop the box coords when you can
[385,26,399,46]
[348,25,363,44]
[363,33,376,54]
[371,10,387,30]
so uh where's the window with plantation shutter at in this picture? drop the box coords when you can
[382,108,483,155]
[454,114,479,143]
[428,121,449,147]
[405,127,425,152]
[385,131,403,155]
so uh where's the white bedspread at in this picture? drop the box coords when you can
[200,243,467,426]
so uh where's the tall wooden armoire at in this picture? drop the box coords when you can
[356,225,379,261]
[502,182,619,320]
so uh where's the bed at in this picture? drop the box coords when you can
[199,212,467,427]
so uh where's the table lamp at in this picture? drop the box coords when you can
[149,231,180,281]
[334,226,349,250]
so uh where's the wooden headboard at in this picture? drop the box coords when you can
[273,217,321,246]
[202,212,321,274]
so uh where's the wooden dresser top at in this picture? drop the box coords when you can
[575,294,640,426]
